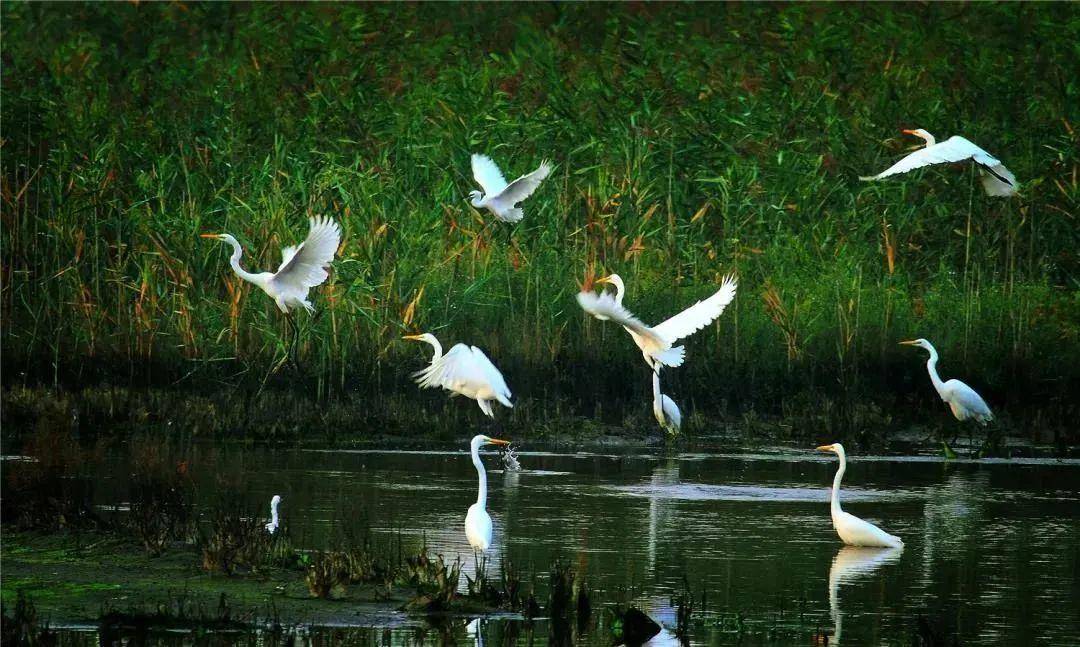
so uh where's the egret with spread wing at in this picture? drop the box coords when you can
[900,338,993,425]
[201,216,341,362]
[652,370,682,435]
[860,129,1017,196]
[816,443,903,548]
[469,154,552,223]
[577,274,737,371]
[465,434,511,552]
[404,333,513,418]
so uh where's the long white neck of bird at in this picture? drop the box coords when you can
[831,450,846,517]
[225,237,261,284]
[472,442,487,509]
[269,500,279,526]
[611,279,625,306]
[924,345,946,399]
[424,337,444,363]
[652,372,663,421]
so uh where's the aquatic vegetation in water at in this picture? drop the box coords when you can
[402,552,461,612]
[0,592,57,647]
[304,551,347,599]
[198,507,270,575]
[127,438,195,556]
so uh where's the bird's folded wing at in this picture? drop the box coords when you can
[273,217,341,289]
[472,154,509,196]
[652,274,737,343]
[948,380,993,418]
[576,291,666,346]
[860,136,1000,180]
[495,160,552,204]
[469,346,512,400]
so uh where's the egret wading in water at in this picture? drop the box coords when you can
[201,217,341,366]
[265,495,281,534]
[576,274,737,371]
[901,338,993,453]
[816,443,903,548]
[860,129,1017,197]
[652,370,682,435]
[469,154,552,224]
[466,434,511,553]
[403,333,513,418]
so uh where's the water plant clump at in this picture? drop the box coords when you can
[127,438,195,556]
[198,507,271,575]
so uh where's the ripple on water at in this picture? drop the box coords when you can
[608,483,917,503]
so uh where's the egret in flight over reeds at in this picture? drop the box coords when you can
[466,434,511,552]
[577,274,737,371]
[201,217,341,362]
[404,333,513,418]
[900,339,993,425]
[265,495,281,534]
[816,443,903,548]
[860,129,1017,196]
[652,371,682,435]
[469,154,552,223]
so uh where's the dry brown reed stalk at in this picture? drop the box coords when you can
[762,280,802,362]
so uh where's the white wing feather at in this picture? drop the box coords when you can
[979,164,1018,197]
[469,346,513,405]
[272,216,341,291]
[944,379,993,424]
[652,274,738,343]
[576,291,668,347]
[414,344,512,405]
[472,154,509,196]
[861,136,1002,181]
[493,160,552,205]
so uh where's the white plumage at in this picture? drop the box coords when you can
[465,434,510,552]
[861,128,1017,197]
[469,154,552,223]
[201,216,342,312]
[404,333,513,417]
[652,370,682,434]
[901,338,993,425]
[265,495,281,534]
[577,273,737,371]
[817,443,903,548]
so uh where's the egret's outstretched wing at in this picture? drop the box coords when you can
[652,274,738,343]
[495,160,552,204]
[469,346,512,405]
[944,379,993,424]
[576,291,666,347]
[272,217,341,290]
[472,154,509,196]
[860,136,1001,181]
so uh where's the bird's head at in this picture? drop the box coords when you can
[471,434,511,450]
[270,495,281,505]
[816,442,844,455]
[467,190,483,206]
[595,274,625,293]
[403,332,436,345]
[901,128,935,148]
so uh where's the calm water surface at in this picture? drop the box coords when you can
[62,445,1080,644]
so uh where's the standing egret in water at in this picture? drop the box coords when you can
[265,495,281,534]
[652,371,682,435]
[201,217,342,361]
[816,444,903,548]
[469,154,552,223]
[403,333,513,418]
[900,339,993,425]
[860,129,1017,196]
[577,274,737,371]
[466,435,511,552]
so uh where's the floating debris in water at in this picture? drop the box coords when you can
[501,445,522,471]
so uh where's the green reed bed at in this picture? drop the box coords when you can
[2,4,1078,442]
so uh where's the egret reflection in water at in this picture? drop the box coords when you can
[828,545,903,644]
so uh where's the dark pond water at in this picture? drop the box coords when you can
[26,444,1080,644]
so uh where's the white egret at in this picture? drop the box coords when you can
[576,274,737,371]
[466,434,511,552]
[201,217,341,361]
[860,129,1017,196]
[900,339,993,425]
[265,495,281,534]
[652,370,682,434]
[469,154,552,223]
[816,443,903,548]
[403,333,513,417]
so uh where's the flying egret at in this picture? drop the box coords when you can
[900,339,993,425]
[576,274,737,371]
[652,370,682,434]
[201,217,341,362]
[860,129,1017,196]
[466,434,511,552]
[469,154,552,223]
[816,443,903,548]
[403,333,513,417]
[265,495,281,534]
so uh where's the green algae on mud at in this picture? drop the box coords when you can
[0,531,414,626]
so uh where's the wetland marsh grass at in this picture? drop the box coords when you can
[2,4,1078,443]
